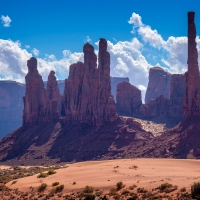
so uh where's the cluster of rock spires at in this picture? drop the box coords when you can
[116,69,186,124]
[1,11,200,164]
[23,58,60,125]
[23,39,118,126]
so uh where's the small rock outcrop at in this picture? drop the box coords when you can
[23,57,59,125]
[64,39,118,124]
[145,66,172,104]
[183,12,200,119]
[116,82,142,116]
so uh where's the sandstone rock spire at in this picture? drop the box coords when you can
[64,39,118,124]
[183,12,200,119]
[23,58,60,125]
[47,70,61,116]
[23,57,48,125]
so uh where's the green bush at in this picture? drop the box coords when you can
[38,183,47,192]
[191,182,200,199]
[37,172,48,178]
[47,169,56,175]
[159,182,172,191]
[83,185,94,194]
[52,182,59,187]
[52,184,64,193]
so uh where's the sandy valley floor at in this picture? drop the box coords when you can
[0,158,199,199]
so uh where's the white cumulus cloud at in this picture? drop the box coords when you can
[1,15,11,27]
[32,48,39,56]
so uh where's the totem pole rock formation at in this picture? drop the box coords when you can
[23,57,59,125]
[64,39,118,124]
[183,12,200,119]
[145,66,172,104]
[116,82,142,116]
[47,70,61,116]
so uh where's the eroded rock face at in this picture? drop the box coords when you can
[116,82,142,116]
[23,57,59,125]
[111,77,129,101]
[0,81,25,138]
[139,95,170,117]
[47,70,61,116]
[145,66,172,104]
[168,74,186,121]
[183,12,200,119]
[64,39,118,124]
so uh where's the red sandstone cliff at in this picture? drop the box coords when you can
[145,66,172,104]
[116,82,142,116]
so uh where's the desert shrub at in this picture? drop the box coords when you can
[109,188,117,195]
[191,182,200,199]
[52,184,64,193]
[157,182,177,193]
[47,169,56,175]
[137,187,147,193]
[11,180,17,185]
[129,184,137,190]
[38,183,47,192]
[116,181,124,191]
[159,182,172,190]
[180,187,186,192]
[84,194,95,200]
[83,185,94,194]
[121,189,130,195]
[37,172,48,178]
[52,182,59,187]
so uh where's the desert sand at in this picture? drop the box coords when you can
[5,158,200,196]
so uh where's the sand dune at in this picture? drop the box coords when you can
[6,158,200,195]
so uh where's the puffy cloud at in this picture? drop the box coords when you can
[0,39,83,83]
[128,12,143,27]
[138,26,166,49]
[62,50,71,57]
[32,48,39,56]
[1,15,11,27]
[0,39,31,82]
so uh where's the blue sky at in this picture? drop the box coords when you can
[0,0,200,99]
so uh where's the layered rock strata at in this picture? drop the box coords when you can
[145,66,172,104]
[116,82,142,116]
[183,12,200,119]
[64,39,118,124]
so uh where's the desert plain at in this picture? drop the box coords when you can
[0,158,199,199]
